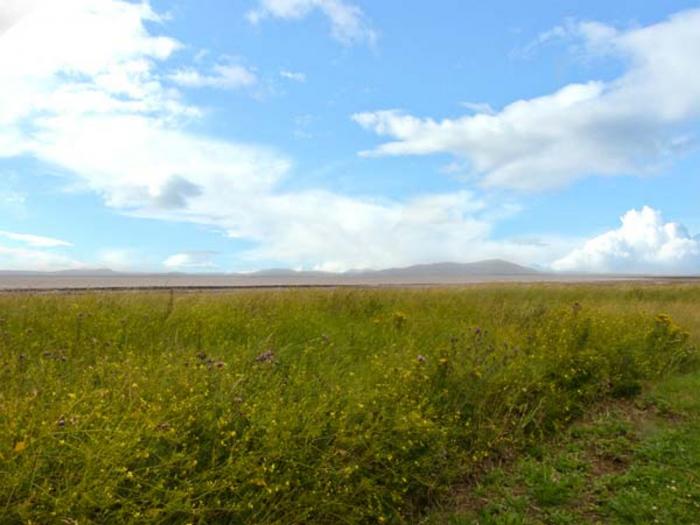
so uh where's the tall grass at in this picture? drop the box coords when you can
[1,284,698,523]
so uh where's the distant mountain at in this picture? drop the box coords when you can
[367,259,539,277]
[0,260,540,280]
[244,260,538,278]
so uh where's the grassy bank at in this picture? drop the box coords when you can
[1,284,699,523]
[431,369,700,524]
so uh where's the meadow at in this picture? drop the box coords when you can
[1,284,699,524]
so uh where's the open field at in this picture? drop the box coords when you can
[1,284,699,523]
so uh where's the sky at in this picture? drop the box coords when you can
[1,0,700,274]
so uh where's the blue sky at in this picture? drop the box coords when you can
[1,0,699,273]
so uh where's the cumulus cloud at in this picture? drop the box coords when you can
[163,251,218,270]
[354,9,700,191]
[552,207,700,275]
[0,0,187,152]
[168,64,257,89]
[247,0,376,46]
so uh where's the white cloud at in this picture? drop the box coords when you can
[163,251,218,270]
[247,0,376,46]
[209,190,576,271]
[229,190,490,271]
[552,207,700,275]
[0,230,72,248]
[0,0,43,34]
[0,0,289,217]
[0,228,79,271]
[0,245,83,271]
[280,69,306,82]
[94,249,134,271]
[0,0,575,272]
[0,0,189,151]
[459,101,496,115]
[168,64,257,89]
[354,9,700,191]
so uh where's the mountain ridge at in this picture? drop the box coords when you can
[0,259,539,277]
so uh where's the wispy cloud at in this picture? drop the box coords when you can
[459,101,496,115]
[280,69,306,82]
[0,229,78,271]
[168,64,257,90]
[247,0,376,46]
[0,230,72,248]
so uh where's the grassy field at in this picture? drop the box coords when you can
[1,284,699,524]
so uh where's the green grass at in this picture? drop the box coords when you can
[430,370,700,524]
[1,284,699,524]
